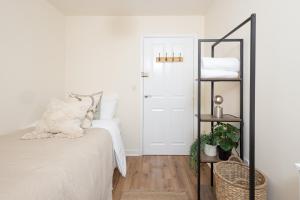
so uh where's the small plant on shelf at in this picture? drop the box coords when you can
[202,132,218,157]
[214,123,240,160]
[190,132,218,172]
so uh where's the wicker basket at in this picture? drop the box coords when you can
[214,156,267,200]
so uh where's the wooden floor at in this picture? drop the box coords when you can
[113,156,216,200]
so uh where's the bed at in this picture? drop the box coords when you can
[0,119,126,200]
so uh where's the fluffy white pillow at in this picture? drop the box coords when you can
[22,98,91,140]
[100,95,118,120]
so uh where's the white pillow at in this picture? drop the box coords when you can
[22,98,91,140]
[99,95,118,120]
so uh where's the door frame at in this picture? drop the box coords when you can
[140,35,199,155]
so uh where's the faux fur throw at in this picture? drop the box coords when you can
[22,98,91,140]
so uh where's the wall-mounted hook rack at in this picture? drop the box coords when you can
[156,52,183,63]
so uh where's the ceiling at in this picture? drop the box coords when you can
[47,0,213,16]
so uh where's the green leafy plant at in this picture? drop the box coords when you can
[190,124,239,170]
[201,132,218,146]
[190,138,199,171]
[190,132,217,172]
[214,123,240,152]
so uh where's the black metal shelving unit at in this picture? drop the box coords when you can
[197,14,256,200]
[198,38,244,188]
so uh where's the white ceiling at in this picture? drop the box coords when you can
[47,0,213,16]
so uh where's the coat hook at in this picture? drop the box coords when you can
[172,52,175,62]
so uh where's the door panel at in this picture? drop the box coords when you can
[143,37,194,155]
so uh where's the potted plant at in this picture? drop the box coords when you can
[214,123,240,160]
[202,133,218,157]
[189,132,218,172]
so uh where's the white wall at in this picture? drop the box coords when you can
[65,16,204,154]
[2,1,298,198]
[205,0,300,199]
[0,0,65,134]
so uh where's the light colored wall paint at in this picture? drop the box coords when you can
[47,0,212,16]
[0,0,65,134]
[205,0,300,199]
[65,16,204,153]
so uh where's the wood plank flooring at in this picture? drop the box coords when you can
[113,156,216,200]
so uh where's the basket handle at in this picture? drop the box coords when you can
[228,155,243,163]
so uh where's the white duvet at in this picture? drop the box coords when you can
[92,119,127,177]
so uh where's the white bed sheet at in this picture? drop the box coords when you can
[92,119,127,177]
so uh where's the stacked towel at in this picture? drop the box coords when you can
[201,57,240,79]
[202,57,240,72]
[201,69,239,79]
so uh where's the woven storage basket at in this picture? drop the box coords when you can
[214,156,267,200]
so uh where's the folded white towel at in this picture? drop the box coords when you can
[201,69,239,79]
[202,57,240,72]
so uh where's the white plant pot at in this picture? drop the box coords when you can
[204,144,217,157]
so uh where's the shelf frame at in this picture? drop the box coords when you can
[198,38,244,195]
[197,14,256,200]
[200,114,242,122]
[200,78,242,82]
[200,152,220,163]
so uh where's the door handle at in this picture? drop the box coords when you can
[144,95,152,98]
[141,72,149,78]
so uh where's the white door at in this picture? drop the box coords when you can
[143,37,194,155]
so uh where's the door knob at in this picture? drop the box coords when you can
[144,95,152,98]
[141,72,149,78]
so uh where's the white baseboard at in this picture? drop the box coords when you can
[125,149,141,156]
